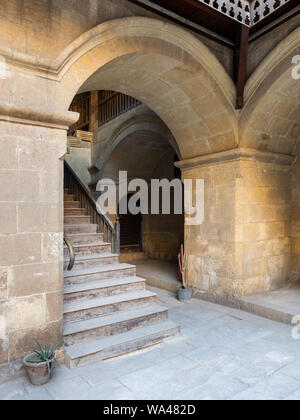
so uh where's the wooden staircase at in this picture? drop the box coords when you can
[63,189,180,368]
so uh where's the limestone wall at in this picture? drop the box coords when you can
[0,121,66,380]
[182,160,238,297]
[290,147,300,285]
[247,14,300,78]
[179,151,293,298]
[234,160,291,296]
[0,0,233,77]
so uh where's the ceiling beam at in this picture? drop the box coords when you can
[127,0,235,47]
[235,25,249,109]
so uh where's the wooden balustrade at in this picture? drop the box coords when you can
[68,91,141,135]
[98,91,141,127]
[64,161,120,255]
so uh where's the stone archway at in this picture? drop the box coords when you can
[1,14,300,370]
[94,113,180,175]
[240,27,300,154]
[51,16,238,297]
[53,17,237,161]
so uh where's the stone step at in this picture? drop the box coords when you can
[64,252,118,271]
[64,290,157,323]
[64,276,146,303]
[64,215,91,225]
[64,263,136,286]
[65,233,104,245]
[63,242,112,258]
[64,304,169,346]
[64,224,98,234]
[64,208,86,216]
[64,201,81,209]
[65,321,180,368]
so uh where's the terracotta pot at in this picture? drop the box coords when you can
[177,285,193,301]
[23,353,55,386]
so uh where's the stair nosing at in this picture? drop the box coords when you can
[64,290,156,314]
[66,233,103,237]
[64,215,90,218]
[64,242,111,248]
[63,304,168,336]
[64,276,146,295]
[65,321,179,359]
[64,263,135,278]
[63,253,118,265]
[64,223,98,228]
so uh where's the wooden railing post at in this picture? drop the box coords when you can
[113,218,120,256]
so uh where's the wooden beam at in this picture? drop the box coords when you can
[127,0,235,47]
[235,25,249,110]
[89,91,99,136]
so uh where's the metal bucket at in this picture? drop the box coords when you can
[177,285,193,301]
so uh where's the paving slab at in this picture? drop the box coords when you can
[240,288,300,324]
[134,258,181,292]
[1,286,300,400]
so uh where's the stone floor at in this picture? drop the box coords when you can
[1,286,300,400]
[134,258,180,292]
[240,287,300,324]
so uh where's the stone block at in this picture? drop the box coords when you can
[18,135,65,173]
[180,76,208,100]
[2,294,46,332]
[7,262,63,298]
[161,65,194,85]
[18,202,62,233]
[0,203,17,234]
[46,292,63,323]
[0,136,18,169]
[0,271,7,302]
[243,258,267,279]
[0,234,41,266]
[204,112,232,136]
[8,320,62,361]
[41,233,63,263]
[39,170,64,203]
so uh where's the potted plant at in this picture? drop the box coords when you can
[177,243,193,301]
[23,340,61,386]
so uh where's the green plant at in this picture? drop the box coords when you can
[27,339,62,373]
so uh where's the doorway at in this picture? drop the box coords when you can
[118,194,142,251]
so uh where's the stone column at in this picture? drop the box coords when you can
[176,148,294,300]
[0,103,77,380]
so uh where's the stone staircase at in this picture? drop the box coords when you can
[63,190,180,368]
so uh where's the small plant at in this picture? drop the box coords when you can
[27,339,61,373]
